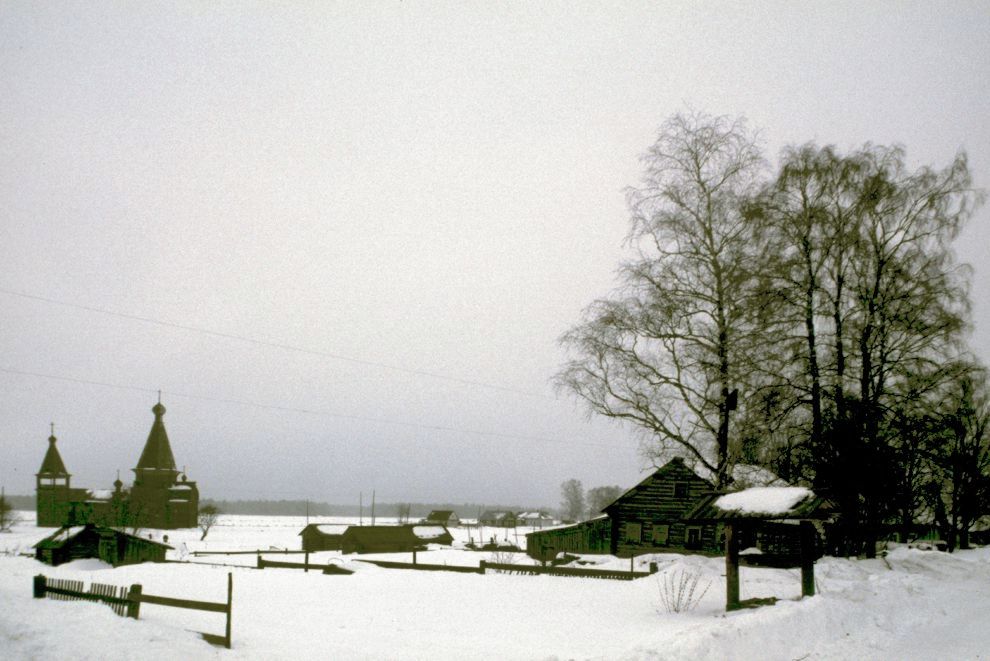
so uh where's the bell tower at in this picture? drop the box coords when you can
[36,425,72,526]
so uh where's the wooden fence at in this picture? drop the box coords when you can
[257,554,353,575]
[33,573,233,648]
[33,576,133,616]
[480,560,656,580]
[350,558,657,580]
[194,549,307,556]
[356,559,484,574]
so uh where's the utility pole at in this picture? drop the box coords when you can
[371,490,376,526]
[359,492,363,526]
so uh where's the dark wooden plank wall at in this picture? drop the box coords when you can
[609,461,719,556]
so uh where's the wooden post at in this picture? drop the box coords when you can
[33,574,46,599]
[256,553,262,569]
[126,584,142,619]
[630,555,634,573]
[479,559,486,574]
[304,552,309,573]
[725,522,740,611]
[800,521,816,598]
[412,549,417,565]
[224,572,232,649]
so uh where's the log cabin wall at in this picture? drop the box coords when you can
[605,458,720,557]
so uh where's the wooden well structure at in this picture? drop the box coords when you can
[687,488,832,611]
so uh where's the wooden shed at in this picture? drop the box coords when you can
[340,525,453,554]
[299,524,348,552]
[525,516,612,562]
[34,524,172,567]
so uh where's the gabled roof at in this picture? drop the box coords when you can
[135,402,177,472]
[37,433,70,477]
[34,524,173,550]
[426,510,457,519]
[602,458,712,513]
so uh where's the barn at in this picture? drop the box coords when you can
[340,525,453,554]
[34,524,172,567]
[299,524,349,552]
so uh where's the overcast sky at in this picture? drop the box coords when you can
[2,1,988,507]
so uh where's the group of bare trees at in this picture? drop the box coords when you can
[559,479,623,521]
[558,111,989,555]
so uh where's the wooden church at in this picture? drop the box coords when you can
[36,401,199,529]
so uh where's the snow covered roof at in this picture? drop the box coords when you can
[89,489,114,500]
[715,487,813,515]
[412,526,449,539]
[315,524,348,536]
[686,487,831,521]
[35,525,86,547]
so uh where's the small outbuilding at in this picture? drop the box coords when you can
[526,516,611,562]
[479,511,518,527]
[34,524,172,567]
[299,524,349,552]
[423,510,460,526]
[340,525,453,554]
[518,512,554,528]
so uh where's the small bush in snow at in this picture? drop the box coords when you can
[656,568,711,614]
[488,550,517,571]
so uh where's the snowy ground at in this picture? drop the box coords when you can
[1,512,988,660]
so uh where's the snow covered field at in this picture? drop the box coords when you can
[2,512,988,660]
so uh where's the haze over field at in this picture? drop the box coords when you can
[2,2,989,504]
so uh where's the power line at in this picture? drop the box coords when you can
[0,287,550,399]
[0,366,637,452]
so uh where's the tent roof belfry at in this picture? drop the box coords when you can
[37,427,70,479]
[133,402,179,484]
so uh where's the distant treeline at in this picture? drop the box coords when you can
[4,494,34,510]
[201,499,545,519]
[4,492,550,519]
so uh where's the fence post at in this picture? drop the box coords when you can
[412,549,417,565]
[479,560,486,574]
[304,552,309,573]
[256,554,263,569]
[126,584,142,619]
[800,521,816,598]
[225,572,232,649]
[33,575,46,599]
[725,522,740,611]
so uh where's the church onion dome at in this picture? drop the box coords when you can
[37,432,70,477]
[135,401,178,472]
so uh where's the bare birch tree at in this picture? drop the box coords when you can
[557,112,765,487]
